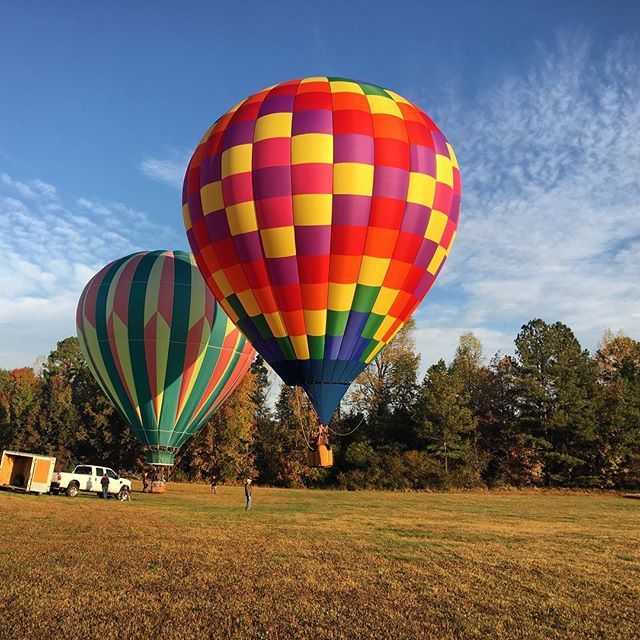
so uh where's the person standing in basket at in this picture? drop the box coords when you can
[244,478,252,511]
[101,471,110,500]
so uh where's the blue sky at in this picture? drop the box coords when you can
[1,1,639,369]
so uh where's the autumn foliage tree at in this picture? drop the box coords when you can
[594,331,640,488]
[0,367,42,453]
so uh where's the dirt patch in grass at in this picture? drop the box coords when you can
[0,484,638,639]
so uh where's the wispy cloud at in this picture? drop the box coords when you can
[0,173,174,368]
[1,173,57,200]
[415,33,640,363]
[139,151,189,189]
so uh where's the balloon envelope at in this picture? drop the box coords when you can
[76,250,255,465]
[183,77,460,424]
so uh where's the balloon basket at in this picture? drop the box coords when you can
[307,444,333,468]
[148,481,166,494]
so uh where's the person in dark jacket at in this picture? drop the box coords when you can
[101,471,110,500]
[142,470,149,493]
[244,478,252,511]
[210,474,217,494]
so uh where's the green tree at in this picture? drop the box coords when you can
[414,360,479,485]
[250,355,272,421]
[476,354,543,486]
[514,319,600,486]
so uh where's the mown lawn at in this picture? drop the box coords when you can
[0,484,638,639]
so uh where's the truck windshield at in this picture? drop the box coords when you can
[106,469,118,479]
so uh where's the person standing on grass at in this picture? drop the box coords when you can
[244,478,252,510]
[210,474,217,494]
[142,469,149,493]
[101,471,110,500]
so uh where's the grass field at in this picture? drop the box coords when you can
[0,484,638,640]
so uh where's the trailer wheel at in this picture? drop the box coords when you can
[66,482,79,498]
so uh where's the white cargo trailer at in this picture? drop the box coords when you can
[0,450,56,494]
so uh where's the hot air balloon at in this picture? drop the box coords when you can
[182,77,461,464]
[76,250,255,467]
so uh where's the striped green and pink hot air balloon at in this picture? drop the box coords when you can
[76,250,255,466]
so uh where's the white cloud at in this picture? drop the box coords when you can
[420,33,640,358]
[0,174,174,369]
[139,152,189,189]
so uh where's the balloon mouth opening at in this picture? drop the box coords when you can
[146,449,176,466]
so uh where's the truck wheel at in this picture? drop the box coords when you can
[66,482,79,498]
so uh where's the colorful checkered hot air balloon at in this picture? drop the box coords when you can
[183,77,461,431]
[76,250,255,466]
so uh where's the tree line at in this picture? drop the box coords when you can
[1,318,639,490]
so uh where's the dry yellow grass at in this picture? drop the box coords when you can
[0,484,638,639]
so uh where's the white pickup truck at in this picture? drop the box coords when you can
[50,464,132,498]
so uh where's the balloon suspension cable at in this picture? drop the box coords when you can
[326,413,366,437]
[292,386,316,450]
[292,385,364,441]
[161,435,199,481]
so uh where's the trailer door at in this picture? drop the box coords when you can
[28,457,54,494]
[0,452,12,486]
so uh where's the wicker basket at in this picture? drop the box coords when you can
[148,481,166,494]
[307,444,334,468]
